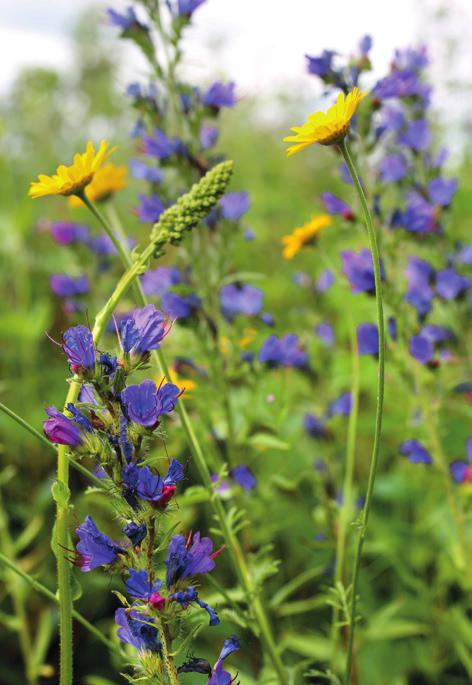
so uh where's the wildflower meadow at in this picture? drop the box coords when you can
[1,2,472,684]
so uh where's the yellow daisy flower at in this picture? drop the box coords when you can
[28,140,116,199]
[281,214,331,259]
[167,367,197,398]
[283,88,366,156]
[68,163,127,207]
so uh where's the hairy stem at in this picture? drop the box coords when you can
[340,139,385,684]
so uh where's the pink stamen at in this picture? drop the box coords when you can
[44,330,63,347]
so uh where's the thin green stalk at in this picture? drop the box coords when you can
[0,551,120,655]
[0,490,37,685]
[330,311,360,667]
[0,401,102,486]
[83,205,288,684]
[340,139,385,685]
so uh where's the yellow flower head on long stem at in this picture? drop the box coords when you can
[283,88,366,156]
[282,214,331,259]
[68,163,128,207]
[28,140,117,199]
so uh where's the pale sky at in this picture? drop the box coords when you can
[1,0,471,124]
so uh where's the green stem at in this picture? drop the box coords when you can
[155,619,179,685]
[330,311,360,667]
[83,206,288,685]
[340,139,385,685]
[0,551,120,655]
[0,401,102,486]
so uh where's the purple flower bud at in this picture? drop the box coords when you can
[129,159,164,183]
[143,128,177,159]
[202,81,236,109]
[231,464,256,491]
[50,222,89,245]
[305,50,336,77]
[436,268,468,300]
[43,407,83,446]
[219,192,250,220]
[321,192,354,220]
[398,119,431,151]
[200,126,219,150]
[62,325,95,370]
[137,193,164,223]
[115,608,160,652]
[259,334,307,368]
[315,322,335,347]
[357,323,379,356]
[76,516,122,572]
[400,439,432,464]
[162,292,201,320]
[177,0,206,16]
[50,274,89,298]
[428,177,457,206]
[121,305,170,355]
[409,334,434,364]
[220,283,263,319]
[166,531,219,587]
[141,266,182,296]
[327,392,352,417]
[342,249,384,294]
[379,153,407,183]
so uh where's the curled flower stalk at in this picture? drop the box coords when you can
[339,138,385,684]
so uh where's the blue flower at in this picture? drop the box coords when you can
[304,413,329,440]
[65,403,93,432]
[121,380,180,427]
[379,153,407,183]
[402,193,436,234]
[400,439,432,464]
[436,268,468,300]
[327,393,352,417]
[143,128,177,159]
[50,222,89,245]
[122,522,147,546]
[409,334,434,364]
[259,334,307,368]
[171,586,220,626]
[321,192,354,220]
[219,192,250,220]
[162,292,201,319]
[166,532,218,588]
[107,6,148,31]
[76,516,122,572]
[428,177,457,206]
[231,465,256,491]
[398,119,431,151]
[141,266,182,296]
[316,269,335,292]
[129,159,164,183]
[205,636,240,685]
[377,106,405,135]
[341,249,384,295]
[125,568,162,600]
[43,407,84,447]
[220,283,263,319]
[305,50,336,77]
[420,324,453,344]
[115,608,161,653]
[357,324,379,356]
[314,322,334,347]
[202,81,236,109]
[121,305,169,355]
[137,193,164,223]
[457,245,472,265]
[177,0,206,16]
[359,35,372,55]
[62,325,95,370]
[200,126,219,149]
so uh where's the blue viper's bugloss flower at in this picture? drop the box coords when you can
[62,325,95,370]
[43,407,84,446]
[379,153,407,183]
[316,269,335,292]
[457,245,472,265]
[177,0,206,16]
[231,465,256,491]
[76,516,122,572]
[400,439,432,464]
[377,106,405,135]
[304,413,329,440]
[428,177,458,206]
[357,323,379,356]
[409,334,433,364]
[88,234,117,255]
[374,70,424,100]
[166,532,218,588]
[137,193,164,223]
[450,461,472,484]
[402,193,436,234]
[359,34,372,55]
[327,392,352,417]
[321,192,354,220]
[49,274,89,298]
[130,119,147,138]
[205,636,240,685]
[66,403,93,432]
[121,304,169,355]
[305,50,336,77]
[421,324,453,344]
[125,568,162,600]
[219,191,250,220]
[143,128,177,159]
[50,222,89,245]
[259,334,307,368]
[115,608,160,653]
[393,45,429,71]
[141,266,182,296]
[315,322,334,347]
[124,460,184,504]
[121,380,180,427]
[220,283,263,319]
[107,6,148,31]
[406,256,435,287]
[162,291,201,319]
[122,521,147,546]
[436,268,468,300]
[171,586,220,626]
[200,125,219,149]
[341,248,384,294]
[202,81,236,109]
[398,119,431,151]
[129,159,164,184]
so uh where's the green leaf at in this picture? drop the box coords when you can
[246,433,290,451]
[51,480,70,507]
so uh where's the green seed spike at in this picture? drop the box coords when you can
[150,160,234,257]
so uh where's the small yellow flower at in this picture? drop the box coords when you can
[281,214,331,259]
[283,88,366,156]
[69,163,127,207]
[239,327,257,348]
[28,140,116,199]
[166,368,197,398]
